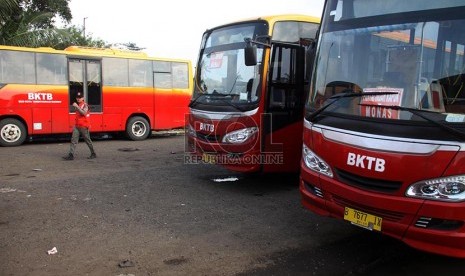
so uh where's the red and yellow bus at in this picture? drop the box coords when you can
[0,45,192,146]
[186,14,320,173]
[301,0,465,257]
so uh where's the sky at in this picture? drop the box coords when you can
[68,0,324,65]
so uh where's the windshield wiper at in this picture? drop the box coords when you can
[189,89,230,108]
[189,91,248,112]
[189,93,208,108]
[306,89,399,122]
[211,90,230,96]
[217,98,248,112]
[372,104,465,141]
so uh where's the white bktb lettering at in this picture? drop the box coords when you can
[28,93,53,100]
[347,152,385,172]
[199,123,214,132]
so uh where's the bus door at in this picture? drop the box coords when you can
[68,58,103,131]
[262,43,306,172]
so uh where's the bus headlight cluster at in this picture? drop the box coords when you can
[222,127,258,144]
[302,144,333,178]
[406,176,465,202]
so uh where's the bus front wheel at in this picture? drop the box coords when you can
[126,116,151,141]
[0,118,27,147]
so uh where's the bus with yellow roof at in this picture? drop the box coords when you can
[186,14,320,173]
[0,45,192,146]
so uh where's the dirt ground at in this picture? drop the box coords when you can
[1,134,465,276]
[0,134,341,275]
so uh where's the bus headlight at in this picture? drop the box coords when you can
[222,127,258,144]
[302,144,333,178]
[406,175,465,202]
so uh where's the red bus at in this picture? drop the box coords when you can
[301,1,465,257]
[186,14,320,173]
[0,45,193,146]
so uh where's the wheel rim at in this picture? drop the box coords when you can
[1,123,21,143]
[131,121,147,137]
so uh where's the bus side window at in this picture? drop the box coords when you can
[154,61,172,89]
[129,59,153,87]
[0,50,35,84]
[172,62,189,89]
[36,53,67,85]
[154,72,172,89]
[103,58,129,87]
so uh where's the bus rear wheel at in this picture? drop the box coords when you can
[0,118,27,147]
[126,116,151,141]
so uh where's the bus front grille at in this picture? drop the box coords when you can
[335,169,402,193]
[196,132,221,143]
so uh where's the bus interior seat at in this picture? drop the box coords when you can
[423,80,445,112]
[323,81,361,97]
[440,74,465,113]
[246,78,253,101]
[383,71,407,88]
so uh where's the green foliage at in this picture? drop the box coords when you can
[19,0,72,28]
[0,0,106,48]
[17,0,72,29]
[50,26,107,49]
[1,0,145,51]
[0,0,19,23]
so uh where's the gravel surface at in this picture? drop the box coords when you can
[1,135,464,275]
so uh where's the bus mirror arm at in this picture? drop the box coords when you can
[244,37,271,66]
[245,37,271,47]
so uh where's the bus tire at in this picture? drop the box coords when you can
[0,118,27,147]
[126,116,151,141]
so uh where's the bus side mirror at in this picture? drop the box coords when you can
[244,38,257,66]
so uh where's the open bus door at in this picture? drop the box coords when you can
[67,58,103,132]
[262,42,306,173]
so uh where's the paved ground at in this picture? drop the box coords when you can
[1,134,465,275]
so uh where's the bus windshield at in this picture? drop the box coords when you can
[193,22,267,109]
[308,0,465,123]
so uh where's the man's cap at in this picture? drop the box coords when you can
[76,92,84,98]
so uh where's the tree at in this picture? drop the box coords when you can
[0,11,69,46]
[0,0,105,48]
[1,0,142,51]
[0,0,72,46]
[48,25,107,49]
[19,0,72,28]
[0,0,18,23]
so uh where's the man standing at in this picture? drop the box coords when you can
[63,92,96,160]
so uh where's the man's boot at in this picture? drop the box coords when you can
[62,153,74,160]
[88,152,96,159]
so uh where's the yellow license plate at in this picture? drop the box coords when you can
[202,153,216,164]
[344,207,382,231]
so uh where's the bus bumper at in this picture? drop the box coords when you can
[186,134,262,173]
[300,164,465,258]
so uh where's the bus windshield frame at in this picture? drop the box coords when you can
[192,21,268,112]
[307,0,465,126]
